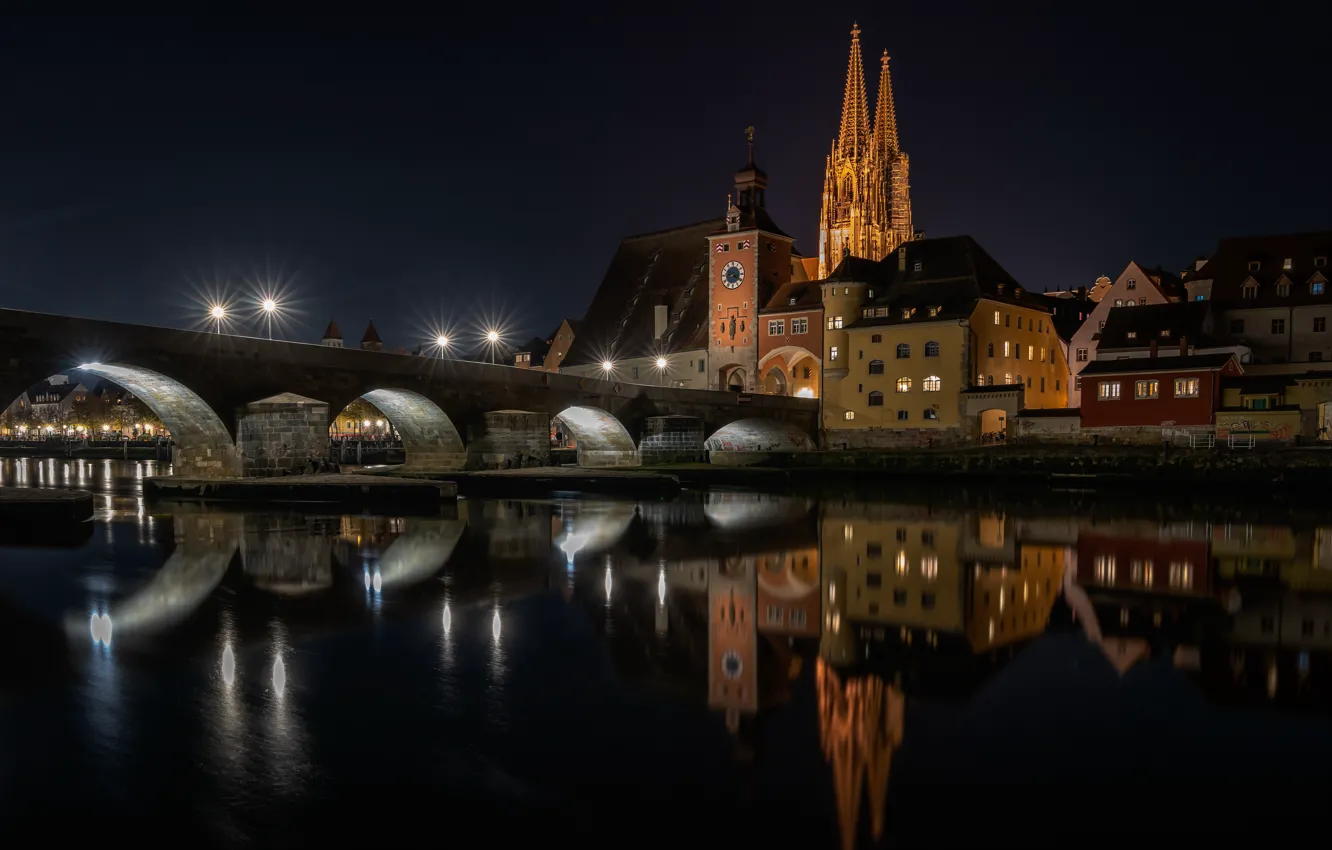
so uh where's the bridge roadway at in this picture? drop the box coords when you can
[0,308,819,478]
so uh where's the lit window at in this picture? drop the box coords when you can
[1094,555,1115,584]
[1127,331,1137,339]
[1098,381,1121,400]
[1283,257,1293,270]
[1314,282,1326,296]
[1134,379,1159,399]
[1004,373,1013,385]
[1027,345,1034,361]
[921,555,938,580]
[1004,341,1011,358]
[1169,561,1193,589]
[835,316,843,329]
[830,346,839,361]
[927,306,939,317]
[900,308,912,319]
[994,310,1001,325]
[923,375,941,392]
[1173,377,1200,398]
[896,377,912,393]
[1130,559,1154,585]
[1114,299,1123,307]
[844,410,855,421]
[895,550,908,576]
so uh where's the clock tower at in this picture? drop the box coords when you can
[706,129,795,391]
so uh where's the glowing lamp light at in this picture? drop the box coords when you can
[80,362,101,369]
[655,357,668,370]
[261,298,277,313]
[101,424,110,432]
[375,419,384,427]
[796,387,816,398]
[362,420,371,428]
[486,330,500,344]
[601,360,614,372]
[210,305,226,320]
[436,335,450,348]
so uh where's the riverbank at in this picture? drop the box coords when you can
[144,474,456,508]
[370,466,682,499]
[655,444,1332,491]
[0,444,167,461]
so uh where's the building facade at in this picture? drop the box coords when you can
[817,24,913,279]
[1078,352,1241,429]
[758,281,824,398]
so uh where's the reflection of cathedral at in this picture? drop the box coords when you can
[818,660,904,850]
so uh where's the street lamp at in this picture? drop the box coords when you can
[435,334,450,359]
[601,359,615,377]
[261,298,278,340]
[484,329,501,364]
[655,356,668,387]
[210,304,226,334]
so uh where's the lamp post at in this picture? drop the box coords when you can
[485,329,500,365]
[261,298,278,340]
[601,359,615,380]
[435,334,450,360]
[210,304,226,334]
[655,356,668,387]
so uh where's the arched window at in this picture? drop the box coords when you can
[923,375,941,392]
[1004,373,1013,385]
[868,359,885,375]
[896,343,911,359]
[871,333,882,343]
[867,391,884,407]
[924,341,940,357]
[896,377,912,393]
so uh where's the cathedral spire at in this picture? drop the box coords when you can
[837,23,870,160]
[872,50,899,160]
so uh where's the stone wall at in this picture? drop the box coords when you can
[639,415,705,464]
[823,425,969,450]
[467,410,550,469]
[236,394,330,477]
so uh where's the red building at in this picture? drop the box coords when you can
[1078,352,1241,428]
[757,281,823,398]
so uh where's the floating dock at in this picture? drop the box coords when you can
[144,474,457,507]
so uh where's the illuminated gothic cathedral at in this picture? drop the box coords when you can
[817,23,914,279]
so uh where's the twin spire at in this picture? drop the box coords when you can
[838,22,899,163]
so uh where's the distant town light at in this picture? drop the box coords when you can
[376,419,384,427]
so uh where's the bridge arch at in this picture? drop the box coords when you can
[704,418,815,457]
[553,405,640,467]
[79,363,241,478]
[360,388,466,473]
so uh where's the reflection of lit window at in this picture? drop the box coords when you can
[896,550,908,576]
[843,523,854,541]
[1130,559,1154,585]
[766,605,783,625]
[988,618,995,642]
[921,555,938,580]
[790,610,807,629]
[1094,555,1115,584]
[1169,561,1192,589]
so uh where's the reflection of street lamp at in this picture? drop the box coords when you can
[654,356,668,387]
[210,304,226,334]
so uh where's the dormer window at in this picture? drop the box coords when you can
[789,296,797,306]
[1127,331,1138,340]
[1314,281,1327,296]
[997,284,1005,294]
[927,306,939,317]
[867,289,874,298]
[900,308,912,319]
[1316,257,1328,269]
[913,262,922,272]
[1160,329,1171,338]
[1248,261,1261,271]
[1278,282,1291,297]
[1283,258,1293,270]
[1127,279,1137,290]
[1242,282,1258,298]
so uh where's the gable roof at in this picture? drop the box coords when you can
[1195,230,1332,306]
[322,319,342,341]
[1097,301,1221,350]
[361,320,382,345]
[1078,352,1239,377]
[564,219,720,366]
[762,280,824,313]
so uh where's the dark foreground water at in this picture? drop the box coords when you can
[1,458,1331,846]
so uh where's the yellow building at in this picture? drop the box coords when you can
[820,235,1070,446]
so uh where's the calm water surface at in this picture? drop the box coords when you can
[1,458,1330,846]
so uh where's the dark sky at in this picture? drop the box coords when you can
[3,4,1330,350]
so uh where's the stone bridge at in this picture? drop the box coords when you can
[0,308,819,478]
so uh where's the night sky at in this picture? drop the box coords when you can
[3,5,1330,350]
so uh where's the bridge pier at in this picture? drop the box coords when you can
[236,394,329,477]
[467,410,551,469]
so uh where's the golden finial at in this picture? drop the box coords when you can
[882,49,890,66]
[745,125,754,143]
[851,21,861,39]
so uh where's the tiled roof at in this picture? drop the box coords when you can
[762,280,823,313]
[564,219,721,367]
[361,320,382,345]
[1097,301,1220,350]
[322,319,342,340]
[1078,352,1238,376]
[1195,231,1332,307]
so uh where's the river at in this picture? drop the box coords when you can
[0,458,1329,845]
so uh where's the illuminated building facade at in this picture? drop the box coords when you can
[817,24,913,280]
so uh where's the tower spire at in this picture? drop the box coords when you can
[837,22,870,160]
[873,50,899,160]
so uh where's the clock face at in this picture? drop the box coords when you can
[722,649,743,680]
[722,261,745,289]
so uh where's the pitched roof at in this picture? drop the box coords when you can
[1031,291,1093,342]
[1077,352,1239,377]
[322,319,342,340]
[1097,301,1221,350]
[1194,230,1332,306]
[843,235,1049,328]
[361,320,382,345]
[564,219,720,366]
[762,280,824,313]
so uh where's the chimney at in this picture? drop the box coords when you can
[1149,340,1158,359]
[1179,335,1188,357]
[654,304,668,340]
[898,246,907,271]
